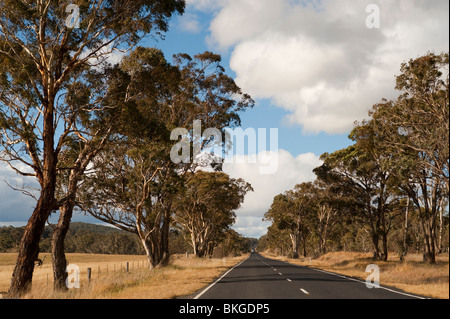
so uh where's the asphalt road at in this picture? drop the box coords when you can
[194,252,426,299]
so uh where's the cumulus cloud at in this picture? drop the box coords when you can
[186,0,225,12]
[203,0,449,134]
[0,163,38,224]
[223,149,322,237]
[178,12,202,33]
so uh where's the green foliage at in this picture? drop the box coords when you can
[173,171,253,257]
[263,52,449,262]
[76,46,254,268]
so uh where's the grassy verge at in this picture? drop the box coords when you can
[0,253,248,299]
[260,251,449,299]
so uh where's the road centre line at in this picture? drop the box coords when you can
[280,260,427,300]
[300,289,310,295]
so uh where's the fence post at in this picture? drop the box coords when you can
[126,262,129,272]
[87,267,92,283]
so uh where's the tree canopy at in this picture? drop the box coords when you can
[263,52,449,263]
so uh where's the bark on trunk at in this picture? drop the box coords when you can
[290,232,300,259]
[9,187,56,296]
[9,92,57,297]
[371,233,382,261]
[51,203,74,291]
[141,210,171,269]
[400,198,410,261]
[381,233,388,261]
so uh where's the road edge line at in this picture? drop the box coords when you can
[193,257,248,299]
[300,264,427,300]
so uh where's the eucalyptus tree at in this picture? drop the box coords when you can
[173,171,252,258]
[311,180,339,255]
[50,65,130,291]
[79,48,254,269]
[264,182,316,258]
[314,131,400,261]
[369,52,449,263]
[257,225,291,255]
[0,0,185,296]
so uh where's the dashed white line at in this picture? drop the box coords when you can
[287,279,292,282]
[300,288,310,295]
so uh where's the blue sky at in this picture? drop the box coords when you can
[153,10,354,157]
[1,0,449,238]
[148,0,449,237]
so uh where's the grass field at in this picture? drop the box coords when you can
[0,253,247,299]
[261,251,449,299]
[1,251,447,299]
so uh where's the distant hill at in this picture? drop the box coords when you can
[0,222,144,255]
[0,222,192,255]
[57,222,125,235]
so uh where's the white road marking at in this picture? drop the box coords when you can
[305,266,427,299]
[287,279,292,282]
[278,272,283,276]
[300,289,310,295]
[252,255,427,299]
[194,257,248,299]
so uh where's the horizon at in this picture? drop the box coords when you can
[1,0,449,238]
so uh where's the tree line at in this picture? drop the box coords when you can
[0,0,254,296]
[0,222,254,257]
[261,52,449,264]
[0,223,145,255]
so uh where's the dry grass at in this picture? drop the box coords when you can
[261,251,449,299]
[2,251,446,299]
[0,253,248,299]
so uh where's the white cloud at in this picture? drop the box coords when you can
[186,0,224,12]
[233,216,271,239]
[0,163,38,224]
[208,0,287,49]
[205,0,449,134]
[223,149,322,238]
[178,12,202,33]
[78,40,127,69]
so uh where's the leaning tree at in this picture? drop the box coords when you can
[0,0,185,296]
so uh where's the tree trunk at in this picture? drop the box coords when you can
[437,199,444,254]
[141,220,171,269]
[9,93,57,297]
[302,236,307,258]
[159,208,171,266]
[141,238,155,270]
[196,239,207,258]
[191,235,198,257]
[290,232,300,259]
[51,202,74,291]
[423,220,436,264]
[9,186,56,296]
[400,198,410,261]
[206,242,214,257]
[381,232,388,261]
[371,233,382,260]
